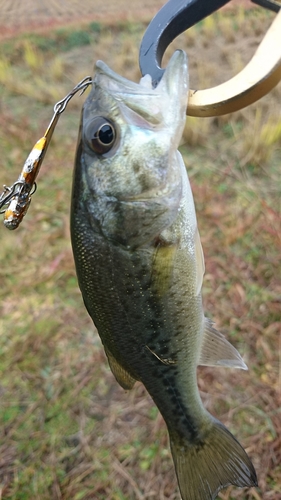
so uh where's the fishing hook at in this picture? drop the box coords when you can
[0,182,24,213]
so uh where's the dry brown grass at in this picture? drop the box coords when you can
[0,0,164,40]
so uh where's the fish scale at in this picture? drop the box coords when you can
[71,50,257,500]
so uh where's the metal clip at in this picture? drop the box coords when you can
[139,0,281,117]
[0,76,92,229]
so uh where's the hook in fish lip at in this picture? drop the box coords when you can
[53,76,93,114]
[78,76,93,95]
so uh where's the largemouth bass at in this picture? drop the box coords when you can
[71,50,257,500]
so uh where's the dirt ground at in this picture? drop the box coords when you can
[0,0,256,40]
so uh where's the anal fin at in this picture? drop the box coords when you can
[198,318,248,370]
[104,347,137,390]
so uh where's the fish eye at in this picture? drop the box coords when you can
[86,116,116,155]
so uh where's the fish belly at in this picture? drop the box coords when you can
[71,159,257,500]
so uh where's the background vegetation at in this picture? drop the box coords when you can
[0,4,280,499]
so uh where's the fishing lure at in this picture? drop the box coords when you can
[0,76,92,229]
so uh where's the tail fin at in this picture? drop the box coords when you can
[169,418,257,500]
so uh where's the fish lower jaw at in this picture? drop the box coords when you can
[118,186,180,203]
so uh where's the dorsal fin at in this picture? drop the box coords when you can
[198,318,248,370]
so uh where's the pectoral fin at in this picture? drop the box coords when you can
[198,318,248,370]
[104,348,137,390]
[151,241,177,296]
[194,228,205,296]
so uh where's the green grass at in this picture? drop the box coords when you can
[0,7,281,500]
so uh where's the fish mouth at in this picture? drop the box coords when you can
[95,60,155,95]
[94,60,165,126]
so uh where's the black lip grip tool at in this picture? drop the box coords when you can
[139,0,281,117]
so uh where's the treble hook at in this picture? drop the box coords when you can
[139,0,281,116]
